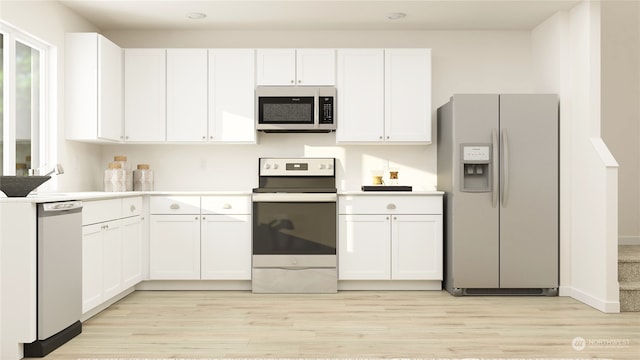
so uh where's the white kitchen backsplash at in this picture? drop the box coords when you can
[100,133,437,192]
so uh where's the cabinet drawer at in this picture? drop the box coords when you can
[201,195,250,215]
[82,198,122,225]
[122,196,142,217]
[150,196,200,214]
[339,195,442,215]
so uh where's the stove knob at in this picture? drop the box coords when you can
[273,163,279,170]
[264,163,271,170]
[327,163,333,170]
[319,164,326,170]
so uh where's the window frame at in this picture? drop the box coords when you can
[1,21,52,182]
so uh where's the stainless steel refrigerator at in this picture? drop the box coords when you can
[437,94,558,296]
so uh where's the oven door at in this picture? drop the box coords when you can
[252,193,337,255]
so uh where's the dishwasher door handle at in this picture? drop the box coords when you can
[42,201,83,212]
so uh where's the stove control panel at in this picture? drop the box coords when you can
[259,158,335,177]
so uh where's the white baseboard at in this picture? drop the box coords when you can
[568,286,620,313]
[338,280,442,291]
[136,280,252,291]
[619,236,640,245]
[81,287,135,322]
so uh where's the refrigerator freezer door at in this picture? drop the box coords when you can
[446,94,500,289]
[498,94,559,288]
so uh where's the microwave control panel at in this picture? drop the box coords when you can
[320,96,334,124]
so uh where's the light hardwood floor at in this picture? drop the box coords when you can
[32,291,639,359]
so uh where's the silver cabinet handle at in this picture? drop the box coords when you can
[195,216,199,220]
[222,203,232,209]
[170,204,180,210]
[492,129,499,208]
[501,129,510,207]
[386,203,396,210]
[130,204,136,212]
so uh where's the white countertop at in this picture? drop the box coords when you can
[0,189,443,203]
[339,190,444,195]
[0,191,253,203]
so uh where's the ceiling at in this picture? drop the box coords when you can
[57,0,581,31]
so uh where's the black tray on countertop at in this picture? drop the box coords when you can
[361,185,413,192]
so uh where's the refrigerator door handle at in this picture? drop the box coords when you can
[492,129,499,208]
[501,129,510,207]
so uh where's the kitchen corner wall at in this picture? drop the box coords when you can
[100,29,534,192]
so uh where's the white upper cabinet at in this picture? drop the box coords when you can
[336,48,432,144]
[208,49,256,143]
[295,49,336,85]
[336,49,385,143]
[65,33,123,142]
[257,48,335,86]
[166,49,208,142]
[384,49,432,143]
[123,49,167,142]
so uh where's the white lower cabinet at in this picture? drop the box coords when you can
[338,195,443,282]
[149,214,201,279]
[201,214,251,279]
[82,197,143,314]
[149,195,251,280]
[121,215,143,288]
[82,219,122,313]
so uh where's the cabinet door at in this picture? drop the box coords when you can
[65,33,122,142]
[256,49,296,85]
[150,215,201,279]
[201,214,251,280]
[336,49,385,143]
[82,224,103,313]
[338,214,391,280]
[296,49,335,86]
[124,49,166,142]
[208,49,256,143]
[102,219,122,299]
[122,216,143,289]
[98,36,123,141]
[166,49,208,142]
[384,49,431,143]
[391,215,442,280]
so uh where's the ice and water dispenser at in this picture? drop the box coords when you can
[460,144,491,192]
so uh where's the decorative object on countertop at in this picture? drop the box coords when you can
[113,155,133,191]
[371,169,385,185]
[0,176,52,197]
[361,185,412,192]
[104,162,126,192]
[133,164,154,191]
[388,167,399,185]
[16,163,27,177]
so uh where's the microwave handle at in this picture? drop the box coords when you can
[314,88,319,129]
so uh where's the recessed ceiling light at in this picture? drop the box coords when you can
[186,12,207,20]
[387,12,407,20]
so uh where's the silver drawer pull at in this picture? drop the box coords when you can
[387,203,397,210]
[222,203,232,209]
[170,204,180,210]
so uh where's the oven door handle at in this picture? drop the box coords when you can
[252,193,337,202]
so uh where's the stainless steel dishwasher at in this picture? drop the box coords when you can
[24,201,83,357]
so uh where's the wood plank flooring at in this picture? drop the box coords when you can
[31,291,640,359]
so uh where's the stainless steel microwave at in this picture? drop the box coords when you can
[255,86,336,132]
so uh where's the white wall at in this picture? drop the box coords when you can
[601,1,640,246]
[100,30,533,191]
[533,0,619,313]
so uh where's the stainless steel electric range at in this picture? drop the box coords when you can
[251,157,337,293]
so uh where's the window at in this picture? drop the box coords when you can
[1,21,50,177]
